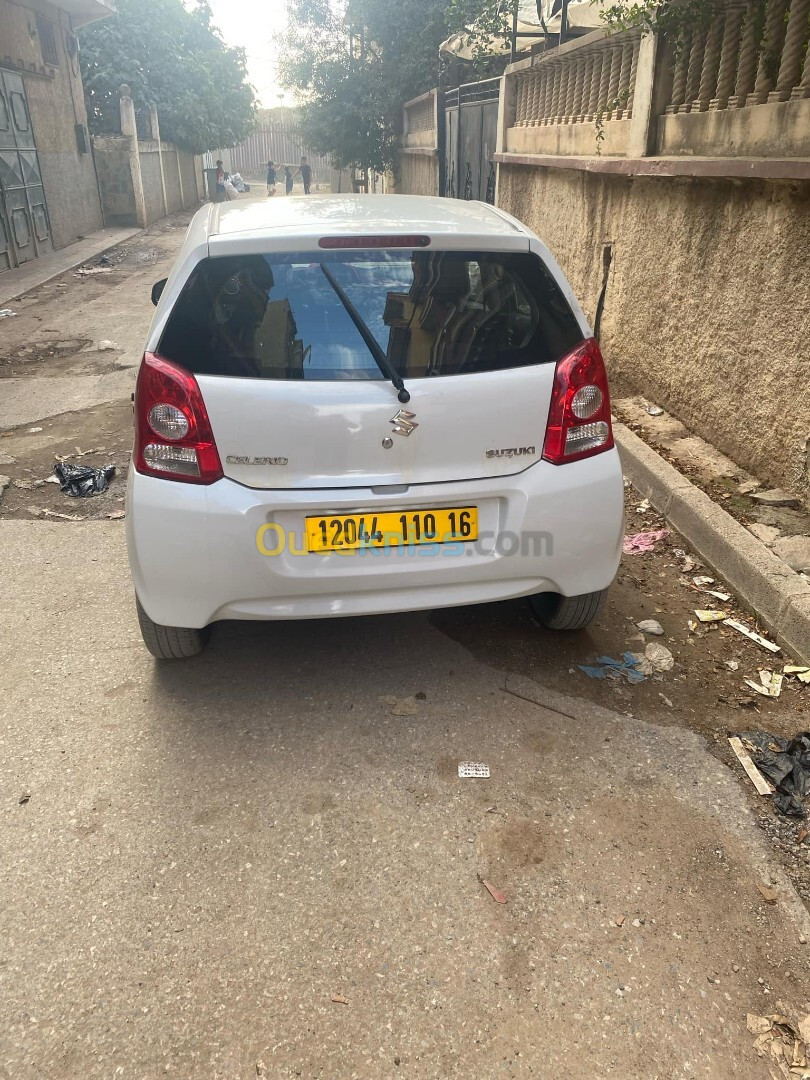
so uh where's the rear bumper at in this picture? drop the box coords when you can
[126,451,624,628]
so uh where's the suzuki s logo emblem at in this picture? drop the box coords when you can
[389,409,418,437]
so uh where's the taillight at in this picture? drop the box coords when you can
[542,338,614,465]
[133,353,223,484]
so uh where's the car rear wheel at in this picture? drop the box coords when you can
[135,596,209,659]
[528,587,609,631]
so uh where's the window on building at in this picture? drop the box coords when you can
[36,16,59,67]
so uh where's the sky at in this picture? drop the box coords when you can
[204,0,294,107]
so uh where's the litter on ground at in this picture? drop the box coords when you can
[695,609,727,622]
[743,670,784,699]
[705,590,732,602]
[579,653,646,684]
[646,405,664,416]
[736,731,810,817]
[478,876,507,903]
[693,575,715,587]
[0,309,17,318]
[579,643,674,683]
[728,736,774,795]
[623,529,670,555]
[725,619,781,654]
[54,462,115,497]
[458,762,490,778]
[636,619,664,636]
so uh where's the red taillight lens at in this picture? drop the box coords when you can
[542,338,614,465]
[134,353,223,484]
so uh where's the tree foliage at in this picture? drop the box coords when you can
[79,0,256,154]
[278,0,467,172]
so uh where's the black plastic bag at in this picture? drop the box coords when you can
[740,730,810,817]
[54,462,115,497]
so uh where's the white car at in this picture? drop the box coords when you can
[127,195,623,659]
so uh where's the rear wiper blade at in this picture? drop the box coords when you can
[319,262,410,403]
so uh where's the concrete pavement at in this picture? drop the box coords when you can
[1,520,809,1079]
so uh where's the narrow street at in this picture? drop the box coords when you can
[1,207,809,1079]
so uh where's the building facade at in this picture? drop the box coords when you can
[0,0,112,272]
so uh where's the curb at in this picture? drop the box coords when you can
[0,227,143,308]
[614,422,810,664]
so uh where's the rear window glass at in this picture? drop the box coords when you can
[159,250,583,381]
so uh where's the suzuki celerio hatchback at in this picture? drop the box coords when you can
[127,195,624,658]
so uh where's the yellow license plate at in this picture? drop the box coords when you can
[305,506,478,552]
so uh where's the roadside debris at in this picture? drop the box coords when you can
[693,575,715,587]
[579,653,646,684]
[28,426,42,433]
[27,506,81,521]
[728,736,773,796]
[646,404,664,416]
[635,642,675,674]
[726,619,781,654]
[636,498,651,513]
[705,590,732,602]
[0,308,17,318]
[106,509,126,520]
[97,340,119,350]
[54,462,115,497]
[747,1009,810,1072]
[736,730,810,817]
[785,665,810,685]
[695,609,727,623]
[330,994,348,1005]
[379,695,419,716]
[615,914,625,927]
[623,528,670,555]
[75,266,113,277]
[636,619,664,636]
[744,670,784,699]
[725,660,740,671]
[458,762,490,778]
[478,875,507,904]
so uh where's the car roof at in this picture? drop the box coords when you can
[209,194,529,240]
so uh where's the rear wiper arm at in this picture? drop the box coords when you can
[319,262,410,403]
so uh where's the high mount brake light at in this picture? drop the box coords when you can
[134,353,223,484]
[318,235,431,249]
[542,338,615,465]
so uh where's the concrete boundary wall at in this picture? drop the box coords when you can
[92,90,203,228]
[496,164,810,498]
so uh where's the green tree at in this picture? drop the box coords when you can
[79,0,256,154]
[278,0,455,171]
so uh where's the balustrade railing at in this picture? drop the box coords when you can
[663,0,810,114]
[513,30,642,127]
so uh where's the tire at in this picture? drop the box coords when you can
[528,587,609,631]
[135,596,209,660]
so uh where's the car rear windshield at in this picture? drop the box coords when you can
[158,250,583,381]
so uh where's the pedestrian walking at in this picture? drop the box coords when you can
[284,165,293,196]
[266,160,277,197]
[297,156,312,195]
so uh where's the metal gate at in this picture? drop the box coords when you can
[442,78,500,203]
[0,69,53,272]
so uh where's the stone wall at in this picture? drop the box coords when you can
[498,164,810,496]
[0,0,104,250]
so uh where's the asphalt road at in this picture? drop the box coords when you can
[1,203,809,1079]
